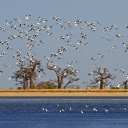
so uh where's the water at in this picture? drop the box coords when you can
[0,97,128,128]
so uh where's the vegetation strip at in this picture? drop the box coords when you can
[0,89,128,92]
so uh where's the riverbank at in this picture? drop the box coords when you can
[0,89,128,97]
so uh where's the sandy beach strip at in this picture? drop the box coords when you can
[0,89,128,97]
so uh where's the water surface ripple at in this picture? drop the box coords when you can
[0,97,128,128]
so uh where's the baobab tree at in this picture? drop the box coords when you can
[121,75,128,89]
[122,81,128,89]
[27,58,44,89]
[90,67,116,89]
[12,58,44,89]
[47,63,79,89]
[12,68,30,89]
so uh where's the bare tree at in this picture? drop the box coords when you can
[12,68,30,89]
[27,58,44,89]
[63,76,79,89]
[123,81,128,89]
[122,75,128,89]
[47,64,79,89]
[12,58,44,89]
[90,67,116,89]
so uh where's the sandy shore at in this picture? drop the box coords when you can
[0,89,128,97]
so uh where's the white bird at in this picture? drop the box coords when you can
[93,64,97,67]
[123,43,128,52]
[112,46,117,49]
[0,71,3,75]
[105,109,108,112]
[91,57,96,61]
[114,68,118,71]
[44,56,49,60]
[77,40,82,45]
[39,76,43,78]
[45,109,48,112]
[53,16,61,21]
[25,15,31,20]
[120,69,124,73]
[82,43,88,46]
[62,109,64,112]
[123,43,127,48]
[88,72,92,75]
[58,56,62,59]
[108,50,115,54]
[98,54,103,59]
[116,33,121,38]
[6,20,12,25]
[82,81,88,84]
[124,108,127,111]
[81,110,83,114]
[81,33,86,39]
[7,47,13,50]
[117,83,120,88]
[0,26,6,31]
[11,24,16,29]
[93,108,97,112]
[67,64,73,68]
[111,24,117,29]
[125,74,128,80]
[72,60,77,63]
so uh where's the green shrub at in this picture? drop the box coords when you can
[110,87,119,89]
[36,80,57,89]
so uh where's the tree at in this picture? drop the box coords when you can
[12,58,44,89]
[122,81,128,89]
[27,58,44,89]
[36,80,57,89]
[122,75,128,89]
[12,68,30,89]
[90,67,116,89]
[47,63,79,89]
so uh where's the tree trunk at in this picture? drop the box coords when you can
[100,79,105,89]
[23,77,28,89]
[124,81,128,89]
[57,75,63,89]
[30,76,35,89]
[63,80,71,89]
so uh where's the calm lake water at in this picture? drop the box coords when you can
[0,97,128,128]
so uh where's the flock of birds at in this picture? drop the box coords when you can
[0,15,128,88]
[42,104,107,114]
[42,104,127,114]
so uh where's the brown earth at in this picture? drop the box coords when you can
[0,89,128,97]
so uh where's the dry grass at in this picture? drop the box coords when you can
[0,89,128,92]
[0,89,128,97]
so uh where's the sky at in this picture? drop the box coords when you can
[0,0,128,89]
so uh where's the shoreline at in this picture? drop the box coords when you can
[0,89,128,97]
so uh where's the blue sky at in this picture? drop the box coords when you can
[0,0,128,89]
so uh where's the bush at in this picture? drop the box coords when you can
[86,85,98,89]
[110,87,119,89]
[67,85,80,89]
[17,87,22,89]
[36,80,57,89]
